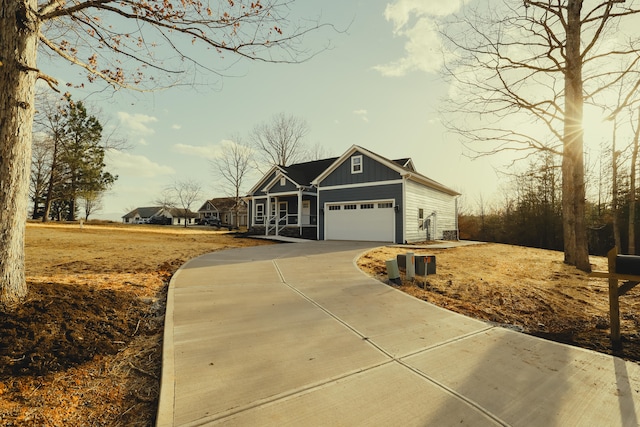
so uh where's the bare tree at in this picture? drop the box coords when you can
[165,180,202,228]
[440,0,640,271]
[29,133,52,219]
[154,189,177,210]
[250,112,310,167]
[611,118,623,253]
[307,142,334,161]
[210,137,253,228]
[79,191,103,221]
[629,109,640,254]
[0,0,329,309]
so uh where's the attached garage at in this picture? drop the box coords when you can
[324,200,395,242]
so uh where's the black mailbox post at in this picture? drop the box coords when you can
[590,248,640,350]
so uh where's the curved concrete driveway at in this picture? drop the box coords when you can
[157,241,640,426]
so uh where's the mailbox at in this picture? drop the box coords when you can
[616,255,640,275]
[415,255,436,276]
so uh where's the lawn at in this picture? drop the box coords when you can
[3,227,638,426]
[0,222,273,426]
[358,243,640,363]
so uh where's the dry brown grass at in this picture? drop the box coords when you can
[358,243,640,362]
[0,222,272,426]
[4,227,638,426]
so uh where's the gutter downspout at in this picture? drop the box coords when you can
[402,174,408,244]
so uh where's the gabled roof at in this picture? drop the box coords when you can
[393,158,416,171]
[198,197,247,212]
[248,158,339,195]
[247,164,286,195]
[311,145,460,196]
[122,206,163,219]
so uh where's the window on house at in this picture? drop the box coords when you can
[419,208,424,219]
[378,202,393,209]
[328,205,341,211]
[360,203,374,209]
[256,204,264,218]
[280,177,286,186]
[344,204,357,210]
[351,155,363,174]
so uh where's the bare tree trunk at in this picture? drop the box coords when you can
[0,0,40,309]
[612,119,622,253]
[563,0,591,272]
[629,109,640,254]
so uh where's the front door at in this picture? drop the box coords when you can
[302,200,311,225]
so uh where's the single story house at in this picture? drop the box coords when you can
[122,206,198,226]
[246,145,460,243]
[197,197,248,227]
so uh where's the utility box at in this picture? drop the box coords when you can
[616,255,640,275]
[415,255,436,276]
[396,254,407,270]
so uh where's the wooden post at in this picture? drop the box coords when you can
[590,247,640,351]
[607,247,622,351]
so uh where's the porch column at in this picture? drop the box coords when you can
[298,191,303,237]
[266,194,270,236]
[274,196,279,236]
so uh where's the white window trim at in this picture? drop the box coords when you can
[351,155,363,174]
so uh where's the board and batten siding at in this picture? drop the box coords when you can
[268,177,298,194]
[318,183,403,242]
[320,151,402,187]
[404,179,458,242]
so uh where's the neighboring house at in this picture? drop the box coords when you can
[122,206,164,224]
[122,206,198,226]
[246,145,460,243]
[197,197,248,227]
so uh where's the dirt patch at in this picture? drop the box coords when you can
[0,222,272,426]
[357,243,640,363]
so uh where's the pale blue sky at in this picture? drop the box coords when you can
[41,0,521,220]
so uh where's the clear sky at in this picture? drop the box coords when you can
[40,0,538,221]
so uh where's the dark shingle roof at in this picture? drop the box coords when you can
[122,206,163,219]
[282,157,339,186]
[201,197,247,212]
[393,158,410,166]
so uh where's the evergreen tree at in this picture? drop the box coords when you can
[38,96,117,222]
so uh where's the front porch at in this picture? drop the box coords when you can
[249,193,318,240]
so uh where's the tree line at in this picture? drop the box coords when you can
[30,94,117,222]
[460,116,640,257]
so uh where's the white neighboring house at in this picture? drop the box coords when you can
[122,206,198,225]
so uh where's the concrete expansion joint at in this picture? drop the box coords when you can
[399,325,496,360]
[395,356,510,427]
[271,260,394,359]
[271,260,508,427]
[186,360,396,426]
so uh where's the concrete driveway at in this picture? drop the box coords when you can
[157,241,640,426]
